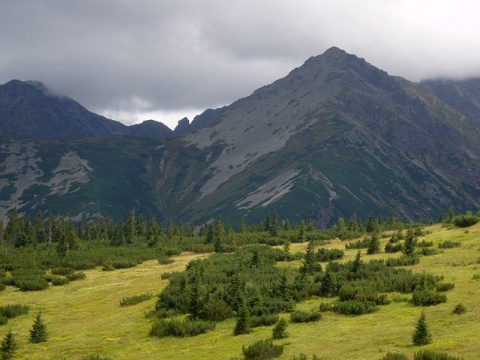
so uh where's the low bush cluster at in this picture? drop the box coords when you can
[316,248,344,262]
[290,310,322,323]
[412,289,447,306]
[0,304,29,325]
[438,241,461,249]
[149,319,215,337]
[242,339,284,360]
[250,314,279,328]
[120,292,153,307]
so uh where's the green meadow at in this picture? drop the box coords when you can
[1,223,480,359]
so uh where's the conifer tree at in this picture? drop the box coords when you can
[233,296,250,335]
[351,250,362,273]
[367,232,380,254]
[403,228,416,257]
[123,209,136,244]
[412,312,432,346]
[29,312,48,343]
[272,318,288,339]
[300,241,319,275]
[0,329,18,360]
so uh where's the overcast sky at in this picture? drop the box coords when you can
[1,1,480,129]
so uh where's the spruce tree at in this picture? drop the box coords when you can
[412,312,432,346]
[367,232,380,254]
[272,318,288,339]
[0,329,18,360]
[30,312,48,343]
[233,296,250,335]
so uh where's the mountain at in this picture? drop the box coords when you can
[0,80,173,140]
[419,78,480,127]
[1,47,480,226]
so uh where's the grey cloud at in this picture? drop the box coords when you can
[1,1,480,128]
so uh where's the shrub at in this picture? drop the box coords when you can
[452,303,466,315]
[438,241,461,249]
[413,350,463,359]
[385,242,404,253]
[419,248,439,256]
[386,256,419,267]
[0,316,7,326]
[111,259,138,269]
[250,314,279,328]
[412,289,447,306]
[334,300,378,315]
[453,212,479,227]
[158,256,174,265]
[0,304,29,319]
[51,267,74,276]
[66,272,86,281]
[149,319,215,338]
[120,293,153,307]
[316,248,344,261]
[202,298,234,321]
[50,276,70,286]
[382,353,408,360]
[242,339,284,360]
[290,310,322,323]
[435,282,454,292]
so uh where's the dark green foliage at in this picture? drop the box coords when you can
[101,258,115,271]
[412,289,447,306]
[438,240,460,249]
[0,330,18,360]
[0,305,29,319]
[149,319,215,337]
[413,312,432,346]
[158,255,174,265]
[316,248,344,262]
[382,353,408,360]
[366,233,381,254]
[119,293,153,307]
[385,256,419,267]
[334,299,379,315]
[272,319,288,339]
[290,310,322,323]
[51,267,74,276]
[300,241,321,275]
[413,350,462,359]
[65,272,86,281]
[234,298,251,335]
[50,276,70,286]
[202,298,234,321]
[385,241,404,253]
[345,237,370,249]
[242,339,284,360]
[403,228,417,257]
[29,312,48,343]
[250,314,279,328]
[453,212,479,227]
[435,282,454,292]
[452,303,466,315]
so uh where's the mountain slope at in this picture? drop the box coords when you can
[1,48,480,226]
[419,78,480,127]
[0,80,173,140]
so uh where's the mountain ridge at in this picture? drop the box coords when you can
[0,47,479,226]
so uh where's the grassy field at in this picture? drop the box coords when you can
[1,223,480,359]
